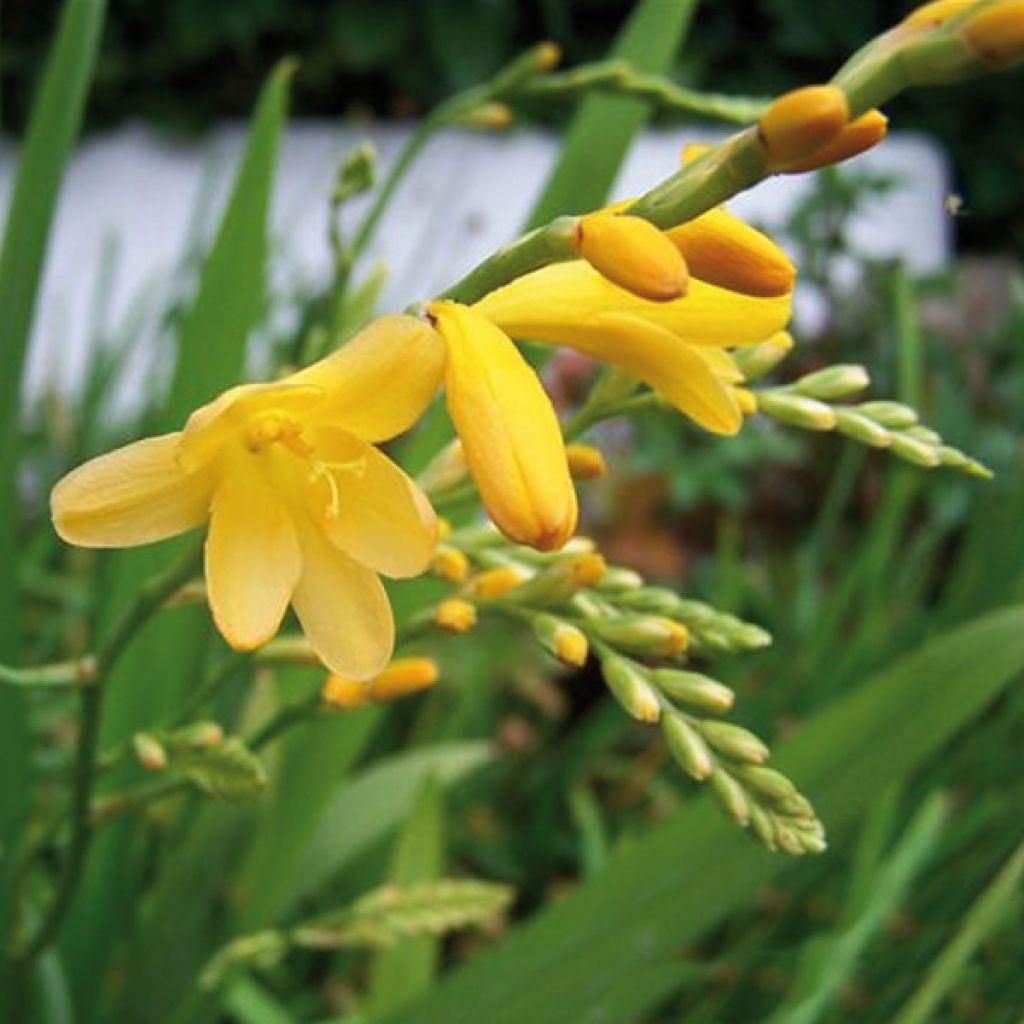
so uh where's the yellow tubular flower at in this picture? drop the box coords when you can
[577,212,689,301]
[475,262,791,435]
[758,85,850,166]
[51,316,445,680]
[428,300,577,551]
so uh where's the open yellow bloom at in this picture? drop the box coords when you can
[51,316,445,680]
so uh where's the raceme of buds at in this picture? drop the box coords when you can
[757,85,850,167]
[434,599,477,633]
[576,212,689,301]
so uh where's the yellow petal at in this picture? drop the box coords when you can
[292,520,394,680]
[429,301,577,551]
[307,428,438,579]
[584,313,743,434]
[294,314,446,442]
[577,212,688,301]
[476,262,791,350]
[781,110,888,173]
[205,460,301,651]
[51,432,212,548]
[692,346,745,384]
[666,208,795,298]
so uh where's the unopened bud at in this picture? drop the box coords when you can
[709,767,751,825]
[577,213,689,301]
[432,546,469,583]
[509,552,606,606]
[835,408,892,448]
[793,364,870,400]
[591,615,688,657]
[434,598,477,633]
[324,657,440,709]
[939,446,994,479]
[459,102,513,130]
[490,41,562,95]
[758,86,849,167]
[666,208,796,299]
[617,586,685,616]
[532,614,589,668]
[757,390,837,430]
[731,332,794,381]
[856,400,919,428]
[596,567,645,593]
[565,443,607,481]
[651,669,735,714]
[662,712,713,779]
[903,0,979,30]
[466,565,530,599]
[962,1,1024,66]
[905,424,942,446]
[334,142,376,202]
[782,109,888,173]
[735,388,758,415]
[889,432,942,467]
[698,721,770,763]
[734,764,799,804]
[176,721,225,750]
[133,732,168,772]
[601,653,662,722]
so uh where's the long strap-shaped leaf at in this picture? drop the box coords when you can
[0,0,106,998]
[382,605,1024,1024]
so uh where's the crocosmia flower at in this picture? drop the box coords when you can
[51,316,445,679]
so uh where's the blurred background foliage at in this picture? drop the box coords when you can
[3,0,1024,250]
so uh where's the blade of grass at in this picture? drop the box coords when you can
[381,604,1024,1024]
[367,777,445,1017]
[0,0,106,998]
[890,836,1024,1024]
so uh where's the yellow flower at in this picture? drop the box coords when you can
[50,316,445,680]
[472,259,791,435]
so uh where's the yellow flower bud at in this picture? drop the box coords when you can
[322,657,440,709]
[734,388,758,416]
[431,546,470,584]
[436,517,453,541]
[758,85,849,166]
[903,0,980,29]
[577,213,689,302]
[460,102,514,130]
[554,625,589,668]
[782,109,889,173]
[566,552,607,589]
[962,0,1024,66]
[565,443,608,481]
[466,565,530,599]
[434,598,477,633]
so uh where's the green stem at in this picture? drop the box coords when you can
[0,657,95,690]
[14,544,201,964]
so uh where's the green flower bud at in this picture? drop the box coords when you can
[905,424,942,446]
[662,712,713,779]
[591,615,688,657]
[698,721,770,763]
[856,400,919,428]
[651,669,735,713]
[889,432,941,467]
[757,390,837,431]
[792,364,871,400]
[597,567,646,593]
[709,767,751,825]
[835,407,893,448]
[734,764,798,804]
[600,653,662,723]
[731,332,794,381]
